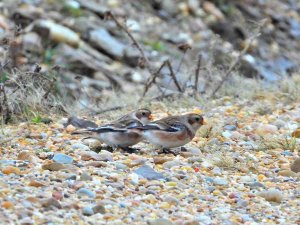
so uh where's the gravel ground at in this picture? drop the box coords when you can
[0,97,300,225]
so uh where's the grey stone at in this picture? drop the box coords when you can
[72,143,90,151]
[80,172,92,181]
[92,204,105,214]
[134,165,165,180]
[52,153,73,164]
[149,218,174,225]
[82,206,94,216]
[224,125,237,131]
[212,178,228,186]
[77,188,96,198]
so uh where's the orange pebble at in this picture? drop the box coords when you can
[66,125,76,133]
[2,201,13,209]
[2,166,21,175]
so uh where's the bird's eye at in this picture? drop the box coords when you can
[142,112,146,116]
[195,117,200,122]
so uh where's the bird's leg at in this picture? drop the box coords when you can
[158,148,177,155]
[121,147,139,154]
[101,145,115,152]
[180,146,188,152]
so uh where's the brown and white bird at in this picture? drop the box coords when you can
[135,113,204,153]
[73,109,152,151]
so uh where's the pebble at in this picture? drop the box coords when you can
[212,177,228,186]
[290,158,300,173]
[281,150,293,156]
[52,191,63,201]
[196,214,212,225]
[82,206,94,216]
[80,172,93,181]
[28,180,45,187]
[206,186,216,193]
[186,147,202,155]
[92,204,106,214]
[82,138,102,151]
[115,163,128,170]
[291,129,300,138]
[256,124,278,135]
[98,150,113,162]
[66,124,76,133]
[66,174,77,180]
[149,218,174,225]
[42,162,66,171]
[246,182,265,188]
[153,157,173,164]
[41,198,62,208]
[258,188,283,203]
[72,143,90,151]
[19,217,34,225]
[224,124,237,131]
[135,165,165,180]
[17,151,37,162]
[163,195,179,204]
[128,173,140,185]
[77,188,96,198]
[81,151,102,161]
[2,201,13,209]
[163,160,180,169]
[222,131,232,138]
[52,153,73,164]
[278,170,297,177]
[237,199,248,207]
[1,166,21,175]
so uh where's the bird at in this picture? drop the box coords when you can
[134,113,204,154]
[72,109,152,152]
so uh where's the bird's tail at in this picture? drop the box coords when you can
[71,129,93,135]
[72,127,127,135]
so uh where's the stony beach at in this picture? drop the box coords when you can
[1,97,300,225]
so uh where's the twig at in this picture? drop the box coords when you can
[0,83,11,123]
[0,137,13,145]
[105,11,150,69]
[210,33,261,98]
[0,60,10,71]
[43,77,57,99]
[93,106,125,115]
[194,54,202,93]
[140,60,167,100]
[165,60,183,92]
[175,43,191,75]
[151,92,184,101]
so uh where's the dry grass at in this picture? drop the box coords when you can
[257,135,298,152]
[0,68,67,123]
[208,151,258,173]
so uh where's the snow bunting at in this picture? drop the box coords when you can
[135,113,204,151]
[72,109,152,151]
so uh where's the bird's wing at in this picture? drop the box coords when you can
[87,119,142,133]
[136,116,185,132]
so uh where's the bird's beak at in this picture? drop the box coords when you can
[148,114,154,121]
[200,118,206,125]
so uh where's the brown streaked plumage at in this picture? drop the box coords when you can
[137,113,204,149]
[72,109,152,149]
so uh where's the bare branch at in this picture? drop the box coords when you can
[43,77,57,99]
[140,60,167,100]
[93,106,124,115]
[0,83,11,123]
[165,60,183,92]
[105,11,150,69]
[210,33,261,98]
[194,54,202,93]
